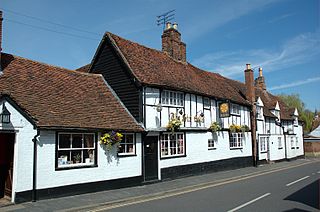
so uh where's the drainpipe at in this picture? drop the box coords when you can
[32,129,40,202]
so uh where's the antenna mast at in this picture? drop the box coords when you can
[157,10,175,30]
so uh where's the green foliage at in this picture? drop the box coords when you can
[277,93,315,133]
[209,122,221,132]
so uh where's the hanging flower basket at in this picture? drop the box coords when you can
[100,131,123,150]
[209,122,221,133]
[166,114,182,133]
[229,124,250,133]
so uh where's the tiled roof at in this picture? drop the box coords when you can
[75,64,91,73]
[0,53,143,131]
[85,32,297,121]
[107,32,249,106]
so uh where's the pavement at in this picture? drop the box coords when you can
[1,157,319,212]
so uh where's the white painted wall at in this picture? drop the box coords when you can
[159,131,252,171]
[0,100,37,203]
[256,102,304,161]
[36,131,142,189]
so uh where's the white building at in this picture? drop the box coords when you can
[0,53,143,203]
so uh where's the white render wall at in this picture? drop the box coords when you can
[0,100,37,202]
[256,104,304,161]
[36,131,142,190]
[159,131,252,171]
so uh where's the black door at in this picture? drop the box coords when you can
[144,136,158,181]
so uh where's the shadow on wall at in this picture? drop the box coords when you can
[101,144,120,165]
[284,179,320,210]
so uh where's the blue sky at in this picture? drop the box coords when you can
[1,0,319,110]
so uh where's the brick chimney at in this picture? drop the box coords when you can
[0,11,3,73]
[244,64,255,103]
[254,67,266,90]
[161,22,186,62]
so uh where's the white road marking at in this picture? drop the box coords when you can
[286,176,310,187]
[227,193,271,212]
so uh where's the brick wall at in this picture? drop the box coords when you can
[304,141,320,157]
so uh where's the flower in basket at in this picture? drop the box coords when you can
[229,124,241,133]
[240,125,250,133]
[166,114,182,133]
[209,122,221,133]
[100,131,123,150]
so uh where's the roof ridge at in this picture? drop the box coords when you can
[2,52,101,78]
[107,32,197,68]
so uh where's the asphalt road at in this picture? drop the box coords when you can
[95,162,320,212]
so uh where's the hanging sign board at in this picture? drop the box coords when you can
[219,102,230,118]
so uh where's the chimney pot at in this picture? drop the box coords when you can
[246,64,251,70]
[259,67,263,77]
[173,22,178,30]
[165,22,172,30]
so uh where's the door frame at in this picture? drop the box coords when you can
[0,131,16,201]
[143,135,159,182]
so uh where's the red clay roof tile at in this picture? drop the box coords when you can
[0,53,143,131]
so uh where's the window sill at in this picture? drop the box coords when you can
[230,113,241,117]
[117,153,137,157]
[208,147,217,150]
[278,147,283,150]
[260,151,268,153]
[229,147,243,150]
[160,154,186,160]
[56,164,97,171]
[291,147,296,149]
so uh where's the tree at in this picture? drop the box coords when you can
[277,94,314,133]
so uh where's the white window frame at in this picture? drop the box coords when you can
[256,106,263,120]
[293,117,298,126]
[230,133,243,149]
[208,138,216,150]
[203,97,210,109]
[160,133,185,158]
[57,133,96,169]
[295,137,299,149]
[260,136,268,152]
[230,104,240,115]
[161,90,184,107]
[278,137,283,149]
[118,133,135,156]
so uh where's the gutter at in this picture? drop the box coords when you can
[32,129,40,202]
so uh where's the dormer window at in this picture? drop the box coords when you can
[256,106,263,120]
[293,116,298,126]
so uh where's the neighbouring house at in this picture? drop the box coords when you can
[0,51,144,203]
[304,117,320,157]
[80,22,304,181]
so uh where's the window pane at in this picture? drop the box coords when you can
[71,150,82,163]
[58,150,70,166]
[59,134,71,149]
[72,134,83,148]
[84,134,94,148]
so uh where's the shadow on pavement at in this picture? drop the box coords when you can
[284,179,319,210]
